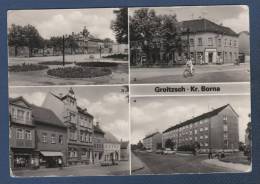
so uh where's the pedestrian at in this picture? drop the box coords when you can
[208,149,213,159]
[58,157,63,169]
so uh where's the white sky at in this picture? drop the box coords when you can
[9,86,129,142]
[8,8,118,41]
[129,5,249,33]
[131,95,250,144]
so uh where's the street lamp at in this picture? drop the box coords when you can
[186,28,191,59]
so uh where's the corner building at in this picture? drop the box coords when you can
[162,104,239,153]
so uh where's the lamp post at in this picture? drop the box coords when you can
[62,35,65,66]
[186,28,191,59]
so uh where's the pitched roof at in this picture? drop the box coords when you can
[180,19,238,37]
[31,104,66,128]
[163,104,232,133]
[143,132,160,140]
[77,106,93,118]
[104,131,120,143]
[120,141,129,149]
[9,97,32,109]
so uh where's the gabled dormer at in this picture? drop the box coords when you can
[9,96,33,126]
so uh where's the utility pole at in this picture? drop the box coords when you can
[62,35,65,66]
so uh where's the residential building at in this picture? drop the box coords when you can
[120,141,129,161]
[9,97,36,169]
[103,132,121,162]
[143,132,162,152]
[42,88,94,165]
[238,31,250,62]
[93,122,105,164]
[162,104,239,153]
[31,104,67,168]
[131,18,239,66]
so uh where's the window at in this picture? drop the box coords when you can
[16,129,23,139]
[80,131,84,142]
[25,130,32,140]
[204,127,208,131]
[234,40,237,47]
[195,137,198,141]
[205,142,208,147]
[224,39,227,46]
[224,133,228,140]
[51,134,56,144]
[189,38,194,47]
[200,135,203,140]
[17,109,24,120]
[229,40,232,46]
[59,135,63,144]
[208,38,213,46]
[198,38,203,46]
[25,112,30,121]
[194,129,197,135]
[200,128,203,132]
[223,116,228,121]
[11,108,16,117]
[42,133,47,143]
[218,39,221,47]
[204,135,208,139]
[224,124,228,132]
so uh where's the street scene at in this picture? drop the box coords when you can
[8,8,128,86]
[131,95,251,174]
[129,6,250,83]
[9,86,130,176]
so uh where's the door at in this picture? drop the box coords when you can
[208,52,213,63]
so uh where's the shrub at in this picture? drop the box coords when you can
[177,144,195,152]
[76,62,119,67]
[47,66,112,78]
[9,63,49,72]
[102,54,128,60]
[39,61,73,65]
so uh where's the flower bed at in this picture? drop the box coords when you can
[47,66,112,78]
[39,61,73,65]
[76,62,119,67]
[9,63,49,72]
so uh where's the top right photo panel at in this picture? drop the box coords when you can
[129,5,250,84]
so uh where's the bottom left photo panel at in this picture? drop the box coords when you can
[8,85,130,177]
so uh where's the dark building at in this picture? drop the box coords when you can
[31,105,67,168]
[162,104,239,153]
[93,123,105,164]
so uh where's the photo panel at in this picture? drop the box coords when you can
[130,95,251,175]
[129,5,250,84]
[8,85,130,177]
[7,8,129,86]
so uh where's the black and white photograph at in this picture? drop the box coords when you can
[129,5,250,83]
[9,85,130,177]
[8,8,128,86]
[131,95,251,175]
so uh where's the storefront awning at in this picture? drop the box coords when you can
[40,151,63,157]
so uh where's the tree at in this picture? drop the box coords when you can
[239,141,245,151]
[65,35,79,54]
[49,36,63,55]
[165,139,175,150]
[8,24,44,57]
[111,8,128,44]
[137,140,144,150]
[156,143,162,150]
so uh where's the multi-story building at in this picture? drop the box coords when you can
[162,104,239,153]
[131,18,239,66]
[9,97,36,169]
[31,104,67,168]
[103,132,121,162]
[143,132,162,152]
[120,141,129,161]
[93,122,105,164]
[42,88,94,165]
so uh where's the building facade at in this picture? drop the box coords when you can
[93,123,105,164]
[120,141,129,161]
[32,105,67,168]
[143,132,162,152]
[103,132,121,162]
[238,31,250,63]
[162,104,239,153]
[131,18,239,66]
[9,97,36,169]
[42,88,94,165]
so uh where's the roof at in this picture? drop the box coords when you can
[163,104,233,133]
[31,104,66,128]
[94,125,105,135]
[120,141,129,149]
[9,96,32,109]
[77,106,93,118]
[104,131,120,144]
[143,132,160,140]
[180,19,238,37]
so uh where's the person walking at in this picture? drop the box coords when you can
[58,157,63,170]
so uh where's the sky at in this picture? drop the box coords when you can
[8,8,118,41]
[131,95,250,144]
[9,86,129,141]
[129,5,249,33]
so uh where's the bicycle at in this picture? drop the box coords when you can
[183,67,195,78]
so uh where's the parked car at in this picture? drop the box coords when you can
[156,149,163,154]
[163,148,175,155]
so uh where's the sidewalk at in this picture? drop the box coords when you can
[131,152,145,172]
[203,159,251,172]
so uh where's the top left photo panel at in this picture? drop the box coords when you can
[7,8,129,86]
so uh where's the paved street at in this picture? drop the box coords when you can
[12,161,130,177]
[130,63,250,83]
[8,54,128,86]
[131,152,240,175]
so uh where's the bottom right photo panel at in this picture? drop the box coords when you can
[130,95,251,175]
